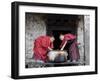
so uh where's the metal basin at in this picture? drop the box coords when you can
[48,50,68,62]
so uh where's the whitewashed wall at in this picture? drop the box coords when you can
[25,14,46,59]
[77,16,85,64]
[84,15,90,65]
[77,16,90,65]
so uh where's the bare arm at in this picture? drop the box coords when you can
[48,47,53,51]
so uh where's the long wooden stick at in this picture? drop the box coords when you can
[60,41,67,50]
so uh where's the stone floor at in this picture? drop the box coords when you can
[25,58,85,68]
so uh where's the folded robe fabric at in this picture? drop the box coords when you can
[33,36,53,62]
[60,33,76,48]
[60,34,80,61]
[69,40,80,61]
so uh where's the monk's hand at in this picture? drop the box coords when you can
[48,47,53,51]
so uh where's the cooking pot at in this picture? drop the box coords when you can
[48,50,68,62]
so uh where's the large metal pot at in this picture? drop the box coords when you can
[48,50,68,62]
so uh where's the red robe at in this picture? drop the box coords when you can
[60,33,76,48]
[60,34,80,61]
[33,36,53,62]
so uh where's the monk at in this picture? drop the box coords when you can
[33,35,55,63]
[59,33,80,62]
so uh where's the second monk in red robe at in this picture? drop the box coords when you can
[59,33,80,62]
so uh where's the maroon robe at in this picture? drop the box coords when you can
[33,36,53,62]
[69,40,80,61]
[60,34,80,61]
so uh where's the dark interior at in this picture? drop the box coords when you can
[53,30,72,50]
[46,14,79,50]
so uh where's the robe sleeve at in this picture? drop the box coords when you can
[50,42,54,49]
[41,38,50,49]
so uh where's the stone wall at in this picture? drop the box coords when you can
[77,15,90,65]
[77,16,85,64]
[84,15,90,65]
[25,13,46,59]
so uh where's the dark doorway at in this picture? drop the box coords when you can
[53,30,72,50]
[46,14,79,49]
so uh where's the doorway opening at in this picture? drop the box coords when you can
[52,30,73,50]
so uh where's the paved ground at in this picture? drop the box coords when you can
[25,59,85,68]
